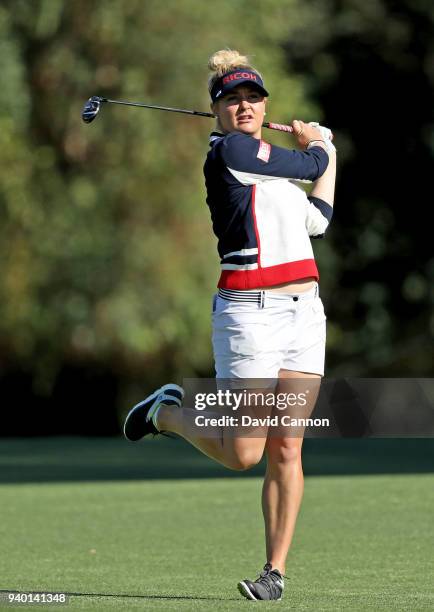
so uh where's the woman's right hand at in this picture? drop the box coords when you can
[291,120,325,149]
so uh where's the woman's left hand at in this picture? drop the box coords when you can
[291,120,324,149]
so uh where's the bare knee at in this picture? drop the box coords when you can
[266,438,303,467]
[227,447,264,471]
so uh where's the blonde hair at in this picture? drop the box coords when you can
[207,49,262,94]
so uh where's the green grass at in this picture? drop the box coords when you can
[0,439,433,610]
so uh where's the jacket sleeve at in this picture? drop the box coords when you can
[305,195,333,239]
[219,132,329,182]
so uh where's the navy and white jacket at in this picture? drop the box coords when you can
[203,131,333,290]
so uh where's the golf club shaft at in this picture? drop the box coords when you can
[101,97,294,132]
[102,98,213,117]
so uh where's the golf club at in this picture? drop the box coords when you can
[81,96,295,133]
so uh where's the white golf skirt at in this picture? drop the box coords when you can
[212,282,326,380]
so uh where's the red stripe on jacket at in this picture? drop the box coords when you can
[218,259,319,290]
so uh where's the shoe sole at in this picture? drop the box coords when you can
[237,582,257,601]
[123,384,184,441]
[237,581,282,601]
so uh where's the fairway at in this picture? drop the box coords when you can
[1,453,433,610]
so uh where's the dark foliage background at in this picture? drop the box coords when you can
[0,0,432,434]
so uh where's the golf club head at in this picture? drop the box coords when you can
[82,96,104,123]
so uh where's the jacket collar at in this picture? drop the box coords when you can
[209,131,225,146]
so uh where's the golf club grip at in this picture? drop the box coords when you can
[263,122,294,133]
[264,121,334,139]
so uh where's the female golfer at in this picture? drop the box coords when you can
[124,49,336,601]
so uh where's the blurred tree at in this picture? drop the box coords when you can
[0,0,321,431]
[1,0,432,434]
[282,0,434,375]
